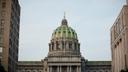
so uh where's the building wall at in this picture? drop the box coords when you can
[17,61,43,72]
[17,61,111,72]
[0,0,20,72]
[85,61,111,72]
[111,5,128,72]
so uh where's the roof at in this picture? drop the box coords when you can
[18,61,43,66]
[86,61,111,66]
[51,18,77,40]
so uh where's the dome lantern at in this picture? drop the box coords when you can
[61,12,68,26]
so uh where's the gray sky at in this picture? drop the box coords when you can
[19,0,126,61]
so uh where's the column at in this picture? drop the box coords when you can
[77,66,78,72]
[60,41,62,50]
[119,40,121,71]
[67,66,69,72]
[66,41,69,50]
[79,66,81,72]
[48,66,51,72]
[122,36,125,69]
[52,43,54,51]
[62,41,64,50]
[69,66,71,72]
[49,66,52,72]
[55,42,56,50]
[57,66,59,72]
[78,43,80,52]
[60,66,62,72]
[49,43,51,52]
[47,66,49,72]
[72,42,75,50]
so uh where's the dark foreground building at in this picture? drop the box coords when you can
[0,0,20,72]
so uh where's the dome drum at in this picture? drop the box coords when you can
[48,40,80,55]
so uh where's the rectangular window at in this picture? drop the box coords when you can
[0,47,3,53]
[2,2,6,8]
[0,37,3,47]
[1,11,6,17]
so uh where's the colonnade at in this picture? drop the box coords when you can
[48,65,81,72]
[49,41,80,52]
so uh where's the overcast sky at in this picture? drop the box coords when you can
[18,0,126,61]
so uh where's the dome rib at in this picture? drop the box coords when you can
[51,18,77,40]
[52,25,77,39]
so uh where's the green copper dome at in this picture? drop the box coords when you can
[52,18,77,39]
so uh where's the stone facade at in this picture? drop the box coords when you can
[18,61,43,72]
[111,4,128,72]
[0,0,20,72]
[17,60,111,72]
[85,61,111,72]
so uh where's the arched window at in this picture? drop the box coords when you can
[56,41,59,50]
[75,42,77,50]
[62,41,64,49]
[49,43,51,51]
[69,42,72,50]
[78,43,80,49]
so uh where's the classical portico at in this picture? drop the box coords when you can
[47,55,81,72]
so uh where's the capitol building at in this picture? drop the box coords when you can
[1,0,128,72]
[17,16,111,72]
